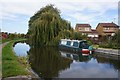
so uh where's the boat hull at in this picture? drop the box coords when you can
[59,45,92,56]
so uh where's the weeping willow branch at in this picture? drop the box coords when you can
[28,4,72,46]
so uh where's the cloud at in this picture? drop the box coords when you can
[0,0,119,33]
[1,0,119,2]
[0,1,118,18]
[58,2,118,28]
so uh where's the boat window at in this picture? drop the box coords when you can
[66,41,71,45]
[73,42,78,47]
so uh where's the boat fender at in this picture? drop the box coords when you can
[89,46,93,54]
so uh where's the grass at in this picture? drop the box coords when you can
[1,38,25,44]
[2,39,30,78]
[1,39,11,44]
[92,44,99,49]
[2,38,20,44]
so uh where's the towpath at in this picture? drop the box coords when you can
[95,48,120,56]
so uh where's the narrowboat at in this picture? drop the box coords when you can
[59,39,94,55]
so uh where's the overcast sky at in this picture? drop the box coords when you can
[1,0,119,34]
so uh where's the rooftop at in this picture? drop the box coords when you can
[98,22,119,27]
[76,24,91,27]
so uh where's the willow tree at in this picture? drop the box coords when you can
[28,4,72,46]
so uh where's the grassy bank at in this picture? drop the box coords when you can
[2,39,30,78]
[1,38,22,44]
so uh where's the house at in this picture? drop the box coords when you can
[88,29,98,38]
[75,24,92,35]
[96,22,119,37]
[75,24,98,38]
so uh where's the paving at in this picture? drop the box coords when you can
[95,48,120,56]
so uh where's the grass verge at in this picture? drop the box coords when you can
[1,38,25,44]
[2,39,30,78]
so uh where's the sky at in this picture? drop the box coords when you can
[0,0,119,34]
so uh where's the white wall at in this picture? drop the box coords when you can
[88,34,98,37]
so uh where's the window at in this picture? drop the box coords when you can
[73,42,79,47]
[66,41,71,45]
[79,28,82,31]
[85,28,89,31]
[104,27,110,30]
[111,33,115,36]
[82,33,87,35]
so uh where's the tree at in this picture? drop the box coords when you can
[99,30,120,49]
[71,31,87,40]
[112,30,120,49]
[28,4,72,46]
[9,33,15,39]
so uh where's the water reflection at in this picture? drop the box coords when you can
[13,42,30,56]
[14,43,120,78]
[28,47,73,78]
[93,54,120,70]
[59,51,92,62]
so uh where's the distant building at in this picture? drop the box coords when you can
[88,29,98,38]
[75,24,91,35]
[96,22,119,36]
[0,32,8,39]
[75,24,99,38]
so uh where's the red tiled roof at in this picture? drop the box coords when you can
[76,24,91,27]
[98,22,119,27]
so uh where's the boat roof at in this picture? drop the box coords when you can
[61,39,86,42]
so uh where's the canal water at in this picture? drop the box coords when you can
[14,42,120,78]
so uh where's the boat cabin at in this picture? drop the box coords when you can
[59,39,94,55]
[60,39,89,49]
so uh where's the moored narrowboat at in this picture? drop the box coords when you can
[59,39,94,55]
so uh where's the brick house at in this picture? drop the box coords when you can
[75,24,91,35]
[75,24,99,38]
[96,22,119,37]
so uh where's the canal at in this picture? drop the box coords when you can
[13,42,120,78]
